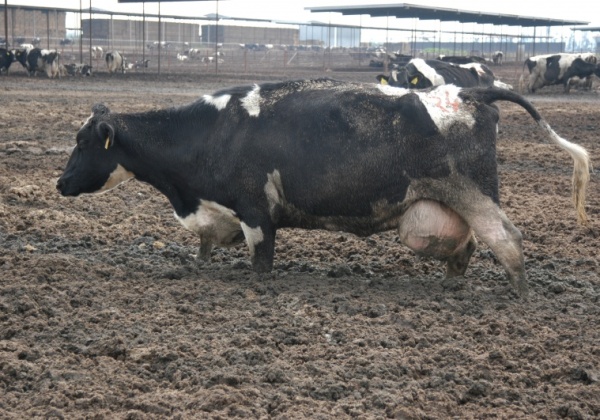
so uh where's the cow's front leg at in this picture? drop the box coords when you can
[196,235,214,264]
[240,219,276,273]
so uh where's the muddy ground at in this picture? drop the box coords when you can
[1,63,599,419]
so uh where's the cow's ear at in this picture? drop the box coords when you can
[91,103,110,116]
[97,121,115,150]
[376,75,389,85]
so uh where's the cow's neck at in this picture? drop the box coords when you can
[114,110,216,216]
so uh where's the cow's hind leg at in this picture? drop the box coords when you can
[240,219,276,273]
[461,203,527,296]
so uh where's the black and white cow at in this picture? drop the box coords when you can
[56,80,591,297]
[63,63,93,76]
[566,53,597,91]
[521,53,600,93]
[105,51,125,74]
[377,58,511,90]
[492,51,504,65]
[0,48,14,74]
[14,47,60,78]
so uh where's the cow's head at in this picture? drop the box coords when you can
[376,68,410,88]
[402,63,434,89]
[14,49,27,66]
[81,64,92,76]
[57,104,133,197]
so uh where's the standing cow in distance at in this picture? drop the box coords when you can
[56,79,590,297]
[91,46,104,59]
[105,51,126,74]
[14,47,60,78]
[520,53,600,93]
[492,51,504,65]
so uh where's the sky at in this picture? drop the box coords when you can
[6,0,599,25]
[5,0,600,44]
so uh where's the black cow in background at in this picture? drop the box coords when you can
[492,51,504,65]
[0,48,14,73]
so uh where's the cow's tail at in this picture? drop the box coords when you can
[463,87,591,225]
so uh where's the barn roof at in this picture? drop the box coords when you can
[305,3,589,27]
[571,26,600,32]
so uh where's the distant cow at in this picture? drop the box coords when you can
[105,51,125,74]
[14,47,60,78]
[377,58,511,90]
[91,46,103,59]
[521,53,600,93]
[569,53,597,91]
[63,63,93,76]
[492,51,504,65]
[0,48,14,73]
[135,59,150,69]
[56,80,590,297]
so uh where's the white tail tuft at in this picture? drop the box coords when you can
[538,120,590,225]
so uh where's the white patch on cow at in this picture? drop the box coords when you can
[175,200,241,246]
[264,169,285,219]
[410,58,446,86]
[176,200,238,231]
[414,85,475,132]
[203,94,231,110]
[83,112,94,126]
[376,84,411,97]
[493,80,513,90]
[459,62,484,76]
[240,222,264,257]
[241,85,261,117]
[98,164,134,193]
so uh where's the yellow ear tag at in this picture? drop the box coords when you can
[381,78,388,85]
[105,137,111,150]
[411,77,418,85]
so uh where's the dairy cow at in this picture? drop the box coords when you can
[0,48,14,73]
[105,51,125,74]
[377,58,512,90]
[492,51,504,65]
[568,54,597,91]
[521,53,600,93]
[63,63,93,76]
[14,47,60,78]
[56,80,590,297]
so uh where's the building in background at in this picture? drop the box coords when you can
[82,18,202,45]
[201,22,297,46]
[0,5,66,46]
[299,25,361,48]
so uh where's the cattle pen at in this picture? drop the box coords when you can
[1,59,600,418]
[1,2,596,78]
[1,1,600,419]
